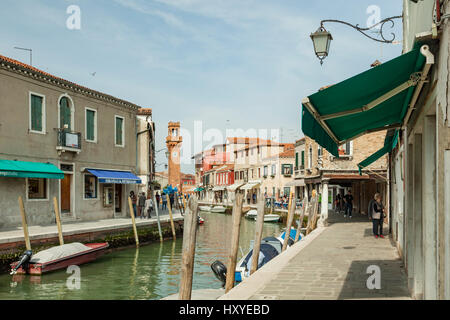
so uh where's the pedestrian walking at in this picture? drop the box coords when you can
[155,192,160,210]
[344,190,354,218]
[162,193,167,210]
[369,193,386,239]
[130,191,137,217]
[138,192,146,219]
[335,194,342,213]
[144,197,153,219]
[169,192,175,209]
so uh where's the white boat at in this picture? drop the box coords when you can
[211,206,227,213]
[259,214,280,223]
[199,205,211,212]
[245,209,258,219]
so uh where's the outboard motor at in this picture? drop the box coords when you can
[10,250,32,275]
[211,260,227,287]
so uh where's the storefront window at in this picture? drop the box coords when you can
[28,178,47,200]
[84,174,98,199]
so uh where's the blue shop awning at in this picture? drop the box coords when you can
[86,169,142,184]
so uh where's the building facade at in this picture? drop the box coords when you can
[388,0,450,300]
[0,54,143,229]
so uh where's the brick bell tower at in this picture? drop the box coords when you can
[166,122,182,190]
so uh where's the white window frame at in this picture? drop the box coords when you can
[114,115,125,147]
[83,173,99,200]
[85,107,98,143]
[29,91,46,135]
[26,177,49,202]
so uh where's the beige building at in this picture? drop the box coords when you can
[302,132,388,221]
[0,54,143,229]
[260,146,295,201]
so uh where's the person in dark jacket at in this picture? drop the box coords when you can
[371,193,386,239]
[344,190,353,218]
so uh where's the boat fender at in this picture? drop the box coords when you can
[211,260,227,287]
[10,250,33,275]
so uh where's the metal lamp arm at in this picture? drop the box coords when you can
[320,15,403,43]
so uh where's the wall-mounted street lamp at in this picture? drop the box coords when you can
[310,15,402,65]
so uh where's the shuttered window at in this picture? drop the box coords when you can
[115,116,124,146]
[301,151,305,167]
[59,97,71,130]
[86,109,96,141]
[30,94,43,132]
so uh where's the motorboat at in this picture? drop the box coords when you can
[245,209,257,219]
[210,206,227,213]
[10,242,109,275]
[211,228,301,285]
[199,205,211,212]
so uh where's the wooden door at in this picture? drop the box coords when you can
[115,184,122,213]
[61,175,71,212]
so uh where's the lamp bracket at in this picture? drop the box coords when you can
[320,15,403,43]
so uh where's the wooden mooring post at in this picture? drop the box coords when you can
[306,195,320,235]
[166,194,177,239]
[128,196,139,247]
[282,191,295,252]
[18,196,31,251]
[152,193,163,242]
[179,197,199,300]
[225,192,244,293]
[294,198,308,243]
[250,196,265,275]
[52,197,64,246]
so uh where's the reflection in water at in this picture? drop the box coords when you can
[0,211,282,300]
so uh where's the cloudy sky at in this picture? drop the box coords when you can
[0,0,403,173]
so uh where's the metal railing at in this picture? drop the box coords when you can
[57,129,82,150]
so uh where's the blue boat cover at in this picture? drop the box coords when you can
[86,169,142,184]
[280,228,300,242]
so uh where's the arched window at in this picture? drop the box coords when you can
[59,96,72,131]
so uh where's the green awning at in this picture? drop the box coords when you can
[0,159,64,179]
[357,130,399,174]
[301,44,432,158]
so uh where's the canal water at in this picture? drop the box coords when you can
[0,211,282,300]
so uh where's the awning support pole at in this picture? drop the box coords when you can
[321,78,420,121]
[302,97,341,145]
[403,45,435,127]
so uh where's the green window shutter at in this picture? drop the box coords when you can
[301,151,305,166]
[295,152,299,168]
[116,117,123,145]
[86,110,95,141]
[31,95,43,131]
[60,97,71,130]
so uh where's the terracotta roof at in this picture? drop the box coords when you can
[215,164,234,172]
[227,137,276,145]
[137,108,152,116]
[278,149,295,158]
[0,53,141,110]
[234,140,283,152]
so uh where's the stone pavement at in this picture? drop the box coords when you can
[0,208,182,245]
[221,210,411,300]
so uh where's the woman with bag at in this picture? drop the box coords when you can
[371,193,386,239]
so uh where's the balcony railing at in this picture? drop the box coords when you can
[57,129,82,153]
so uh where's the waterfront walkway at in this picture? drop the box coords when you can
[220,210,411,300]
[0,209,183,247]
